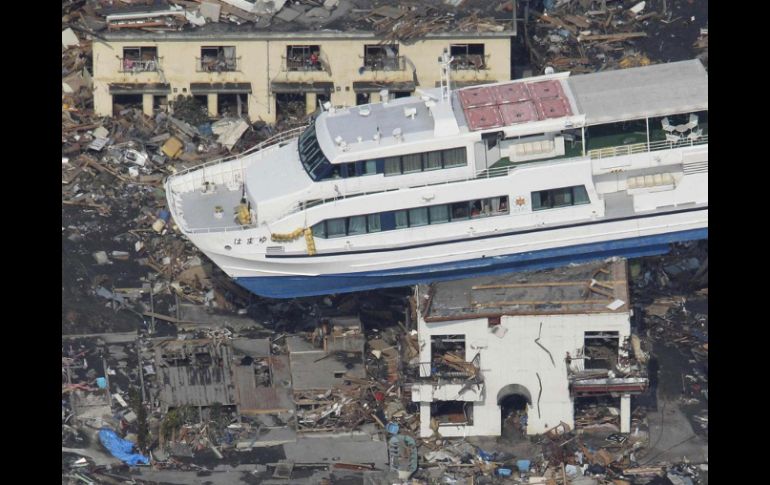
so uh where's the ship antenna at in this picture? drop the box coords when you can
[439,49,454,102]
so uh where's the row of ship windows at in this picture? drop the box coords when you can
[320,147,468,181]
[309,185,591,239]
[311,196,510,239]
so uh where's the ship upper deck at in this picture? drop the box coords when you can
[316,60,707,163]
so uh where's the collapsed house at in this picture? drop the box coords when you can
[154,337,293,416]
[410,258,648,438]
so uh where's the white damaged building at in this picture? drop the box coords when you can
[410,258,648,438]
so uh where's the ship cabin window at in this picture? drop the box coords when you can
[311,196,509,238]
[532,186,589,211]
[299,123,334,181]
[383,147,467,176]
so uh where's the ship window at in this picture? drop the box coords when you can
[348,215,367,235]
[367,214,382,233]
[573,185,589,205]
[470,200,483,218]
[384,156,401,176]
[532,186,590,211]
[443,147,467,168]
[409,207,429,227]
[326,218,347,238]
[424,151,442,171]
[298,123,333,181]
[429,205,449,224]
[395,210,409,229]
[363,159,377,175]
[312,222,326,238]
[451,202,470,220]
[402,153,422,174]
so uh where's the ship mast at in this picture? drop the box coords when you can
[439,49,454,102]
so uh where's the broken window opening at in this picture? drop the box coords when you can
[356,92,370,105]
[199,46,238,72]
[112,94,142,116]
[121,47,159,72]
[487,316,501,327]
[217,93,246,118]
[364,44,403,71]
[583,331,620,370]
[430,335,467,376]
[431,401,473,425]
[450,44,487,70]
[275,92,309,126]
[285,45,322,71]
[391,90,412,99]
[573,395,622,430]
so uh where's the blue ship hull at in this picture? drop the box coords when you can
[234,228,708,299]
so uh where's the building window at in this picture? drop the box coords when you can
[198,46,238,72]
[450,44,487,70]
[285,45,322,71]
[431,401,474,426]
[583,331,620,370]
[310,196,510,239]
[121,47,159,72]
[431,334,465,369]
[364,44,403,71]
[532,186,590,211]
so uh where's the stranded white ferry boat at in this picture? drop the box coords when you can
[165,59,708,298]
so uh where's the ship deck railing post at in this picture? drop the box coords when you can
[645,116,650,152]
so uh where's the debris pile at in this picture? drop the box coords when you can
[527,0,709,73]
[62,0,514,41]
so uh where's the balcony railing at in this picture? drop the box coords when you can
[196,57,240,73]
[363,55,405,71]
[120,58,161,73]
[451,54,489,71]
[283,56,325,72]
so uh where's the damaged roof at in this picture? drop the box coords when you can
[420,259,630,321]
[96,0,516,40]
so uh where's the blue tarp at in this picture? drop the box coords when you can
[98,428,149,466]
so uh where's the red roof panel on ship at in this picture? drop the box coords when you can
[537,97,572,119]
[499,101,538,125]
[465,106,504,131]
[491,83,531,104]
[458,86,496,108]
[528,80,564,99]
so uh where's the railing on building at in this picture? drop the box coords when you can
[588,134,708,160]
[120,58,161,73]
[450,54,490,71]
[362,55,406,71]
[196,56,240,73]
[283,55,326,72]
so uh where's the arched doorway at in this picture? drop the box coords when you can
[497,384,532,439]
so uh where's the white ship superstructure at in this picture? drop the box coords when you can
[165,60,708,298]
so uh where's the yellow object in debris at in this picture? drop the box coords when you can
[161,136,184,159]
[271,227,305,242]
[236,203,250,225]
[304,228,316,256]
[619,55,651,69]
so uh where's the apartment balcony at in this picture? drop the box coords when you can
[196,57,240,73]
[120,58,161,73]
[451,54,490,71]
[362,55,406,72]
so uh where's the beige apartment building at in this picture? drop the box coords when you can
[93,13,516,123]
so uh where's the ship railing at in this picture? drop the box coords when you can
[168,125,308,190]
[588,134,708,160]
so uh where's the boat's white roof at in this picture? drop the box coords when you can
[315,60,708,161]
[567,59,708,125]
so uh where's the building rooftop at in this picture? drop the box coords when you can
[419,258,630,322]
[97,0,516,40]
